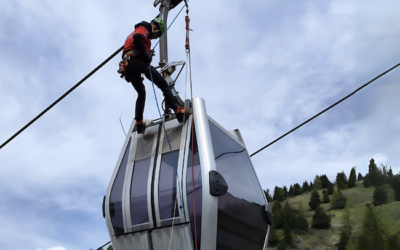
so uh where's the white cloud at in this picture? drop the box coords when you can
[372,153,388,166]
[49,247,67,250]
[36,247,67,250]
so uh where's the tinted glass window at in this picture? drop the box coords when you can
[109,139,131,235]
[186,128,202,250]
[130,157,151,227]
[209,122,268,250]
[158,150,179,220]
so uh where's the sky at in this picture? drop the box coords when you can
[1,0,400,249]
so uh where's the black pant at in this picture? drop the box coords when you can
[125,61,179,122]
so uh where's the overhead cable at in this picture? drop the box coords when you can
[250,62,400,158]
[0,46,123,150]
[96,241,111,250]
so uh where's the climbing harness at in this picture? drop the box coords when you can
[118,50,141,76]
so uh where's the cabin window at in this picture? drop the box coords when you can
[158,150,180,220]
[109,139,131,235]
[130,157,151,227]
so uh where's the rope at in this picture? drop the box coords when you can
[250,62,400,157]
[0,46,124,150]
[168,191,179,249]
[185,11,198,250]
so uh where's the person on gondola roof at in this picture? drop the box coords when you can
[119,17,190,133]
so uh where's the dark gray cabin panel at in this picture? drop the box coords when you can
[208,121,268,250]
[110,139,131,236]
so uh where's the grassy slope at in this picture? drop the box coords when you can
[267,181,400,250]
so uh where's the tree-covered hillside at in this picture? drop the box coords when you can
[266,158,400,250]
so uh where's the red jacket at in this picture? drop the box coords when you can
[123,21,152,59]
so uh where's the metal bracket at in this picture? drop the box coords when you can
[209,170,228,196]
[153,0,162,7]
[159,61,185,75]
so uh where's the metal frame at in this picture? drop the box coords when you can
[181,116,193,222]
[122,135,139,233]
[146,127,161,229]
[153,125,163,227]
[192,97,218,250]
[177,118,190,222]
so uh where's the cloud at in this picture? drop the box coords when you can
[36,247,67,250]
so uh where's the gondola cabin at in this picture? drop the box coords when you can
[103,97,272,249]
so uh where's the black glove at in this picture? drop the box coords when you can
[142,50,155,63]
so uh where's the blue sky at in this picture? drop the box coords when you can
[1,0,400,249]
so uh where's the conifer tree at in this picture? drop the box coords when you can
[297,200,304,215]
[357,172,363,181]
[388,167,393,177]
[294,201,308,230]
[302,180,310,192]
[283,185,288,197]
[381,164,388,176]
[330,189,346,209]
[320,174,331,189]
[265,189,272,202]
[312,205,331,229]
[363,173,372,188]
[327,182,334,195]
[282,201,296,228]
[293,183,303,196]
[365,158,382,186]
[309,181,314,190]
[336,171,348,190]
[314,175,322,190]
[268,226,280,247]
[273,200,282,211]
[348,167,357,188]
[390,176,400,201]
[283,223,293,246]
[288,185,293,196]
[338,207,352,250]
[322,190,330,203]
[272,201,283,229]
[337,229,349,250]
[273,186,285,202]
[309,189,321,210]
[373,186,388,206]
[356,204,386,250]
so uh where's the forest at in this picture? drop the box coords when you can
[265,158,400,250]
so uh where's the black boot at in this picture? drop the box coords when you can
[136,121,145,134]
[175,106,191,123]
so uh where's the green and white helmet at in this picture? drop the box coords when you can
[152,17,165,35]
